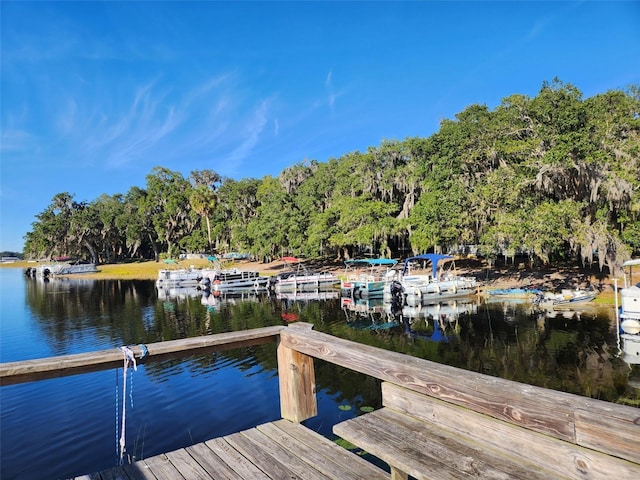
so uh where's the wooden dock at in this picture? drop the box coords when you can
[71,419,386,480]
[2,322,639,479]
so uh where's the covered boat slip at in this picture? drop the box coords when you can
[2,324,638,479]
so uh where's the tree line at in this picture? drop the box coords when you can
[24,79,640,273]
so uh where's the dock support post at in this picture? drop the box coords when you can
[277,324,317,422]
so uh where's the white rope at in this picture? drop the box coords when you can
[119,346,137,464]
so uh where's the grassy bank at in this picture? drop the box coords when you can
[1,258,284,280]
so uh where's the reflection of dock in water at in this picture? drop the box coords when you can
[389,299,478,323]
[157,285,203,300]
[200,289,262,310]
[276,289,339,302]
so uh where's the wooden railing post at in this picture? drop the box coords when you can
[277,323,317,422]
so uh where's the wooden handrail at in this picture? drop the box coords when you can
[0,325,285,386]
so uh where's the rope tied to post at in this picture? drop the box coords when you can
[116,344,147,465]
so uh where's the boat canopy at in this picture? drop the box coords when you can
[623,259,640,267]
[344,258,397,267]
[402,253,454,277]
[281,256,302,263]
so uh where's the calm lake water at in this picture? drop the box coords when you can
[1,267,638,479]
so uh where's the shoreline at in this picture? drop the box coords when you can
[3,257,621,304]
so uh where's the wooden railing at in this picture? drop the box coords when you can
[0,326,285,386]
[2,322,639,474]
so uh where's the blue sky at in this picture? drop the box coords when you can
[1,1,639,252]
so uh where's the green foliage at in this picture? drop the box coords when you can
[24,80,640,271]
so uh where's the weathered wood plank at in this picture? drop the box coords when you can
[164,448,213,479]
[382,376,640,469]
[283,324,639,444]
[257,421,386,480]
[1,326,284,385]
[335,408,551,480]
[204,437,271,480]
[184,443,237,480]
[385,386,640,478]
[143,453,186,479]
[575,408,640,464]
[382,382,637,477]
[239,427,330,480]
[277,338,317,422]
[224,429,300,479]
[390,467,407,480]
[270,419,387,480]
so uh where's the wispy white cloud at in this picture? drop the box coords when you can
[325,68,336,111]
[55,98,78,135]
[0,129,33,153]
[1,106,33,153]
[225,100,270,171]
[77,79,185,167]
[183,74,233,108]
[525,16,554,43]
[325,69,333,86]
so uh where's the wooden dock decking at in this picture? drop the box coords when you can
[72,419,387,480]
[2,322,639,479]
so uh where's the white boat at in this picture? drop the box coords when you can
[26,260,98,277]
[199,267,269,292]
[272,257,339,292]
[619,284,640,330]
[156,268,204,288]
[340,258,398,297]
[384,253,478,306]
[616,259,640,364]
[535,288,597,308]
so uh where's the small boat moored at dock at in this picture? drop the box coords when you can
[271,256,339,292]
[156,267,204,288]
[340,258,398,297]
[384,253,478,306]
[617,259,640,363]
[535,288,597,308]
[25,259,98,278]
[199,267,269,291]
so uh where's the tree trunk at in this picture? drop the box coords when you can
[148,233,159,262]
[83,240,98,264]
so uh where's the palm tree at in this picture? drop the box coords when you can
[189,185,216,254]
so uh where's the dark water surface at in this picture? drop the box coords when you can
[1,268,638,479]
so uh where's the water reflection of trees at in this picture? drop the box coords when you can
[26,278,158,355]
[24,278,639,405]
